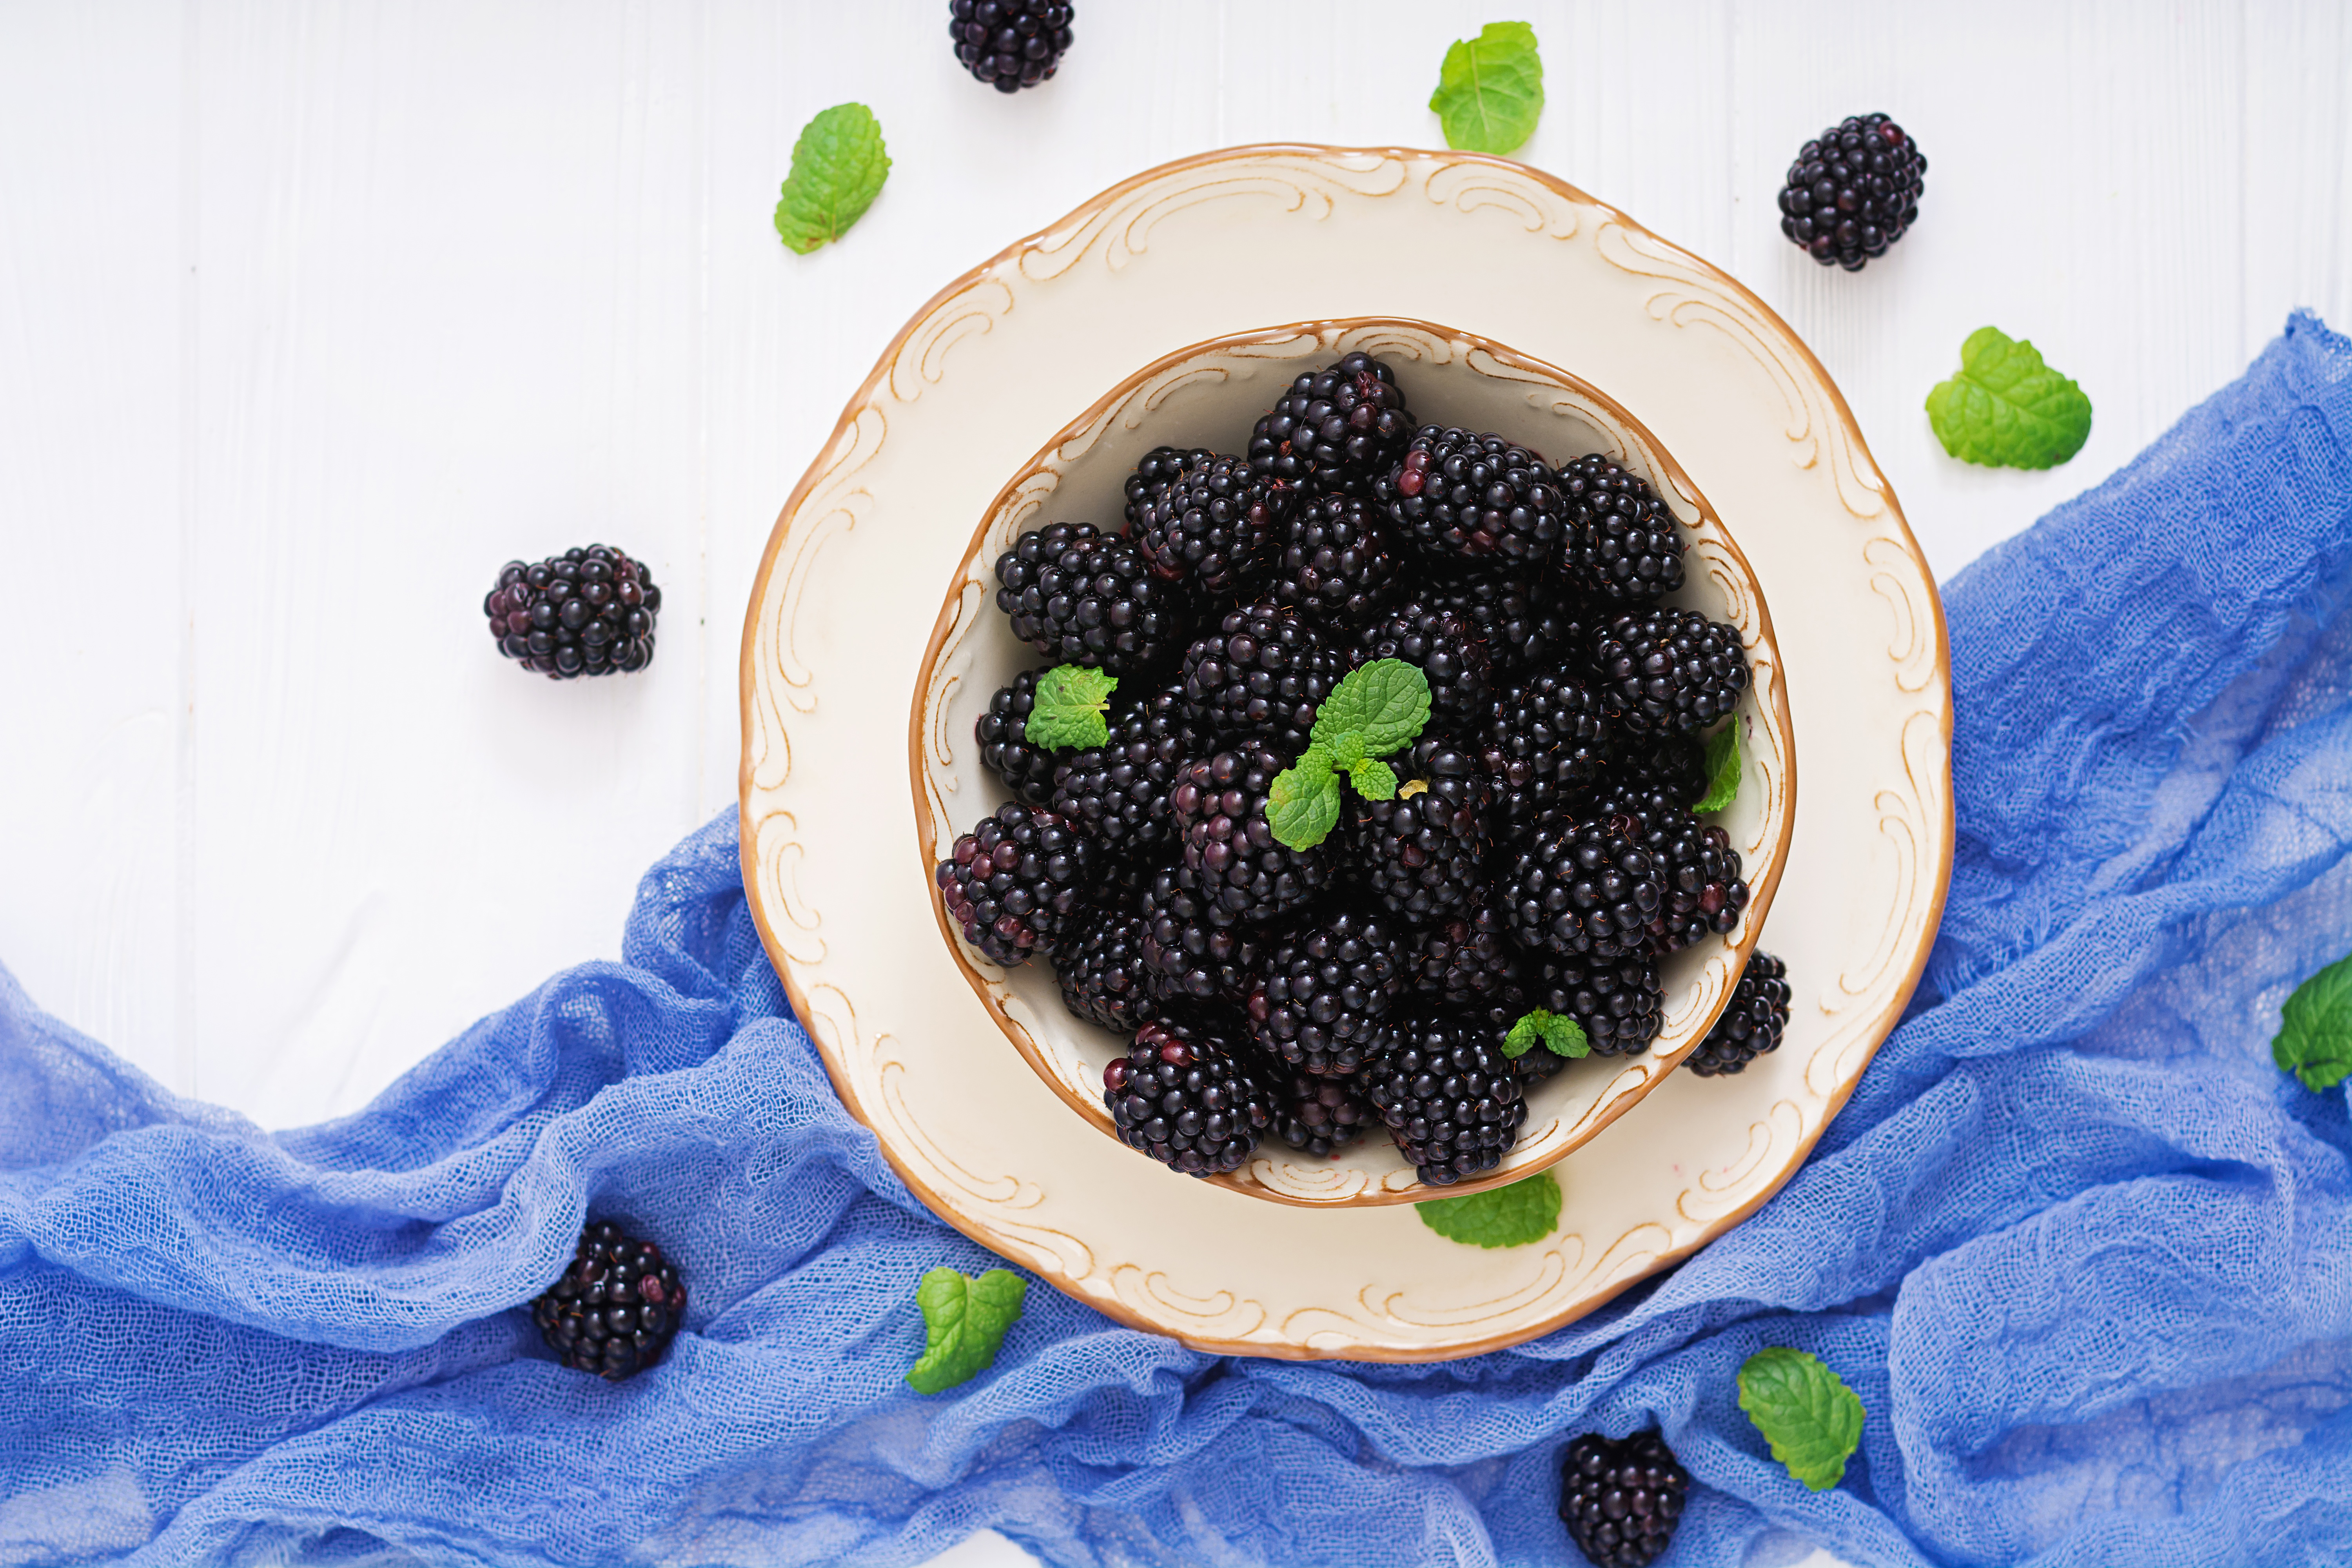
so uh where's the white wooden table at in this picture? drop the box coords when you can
[4,3,2346,1563]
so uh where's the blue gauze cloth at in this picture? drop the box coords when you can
[5,311,2352,1568]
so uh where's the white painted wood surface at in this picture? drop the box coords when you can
[2,4,2346,1564]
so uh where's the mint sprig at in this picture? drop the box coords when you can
[1267,660,1433,850]
[2274,952,2352,1092]
[1503,1007,1590,1060]
[1695,720,1742,813]
[1428,22,1545,157]
[1023,664,1118,751]
[1925,327,2092,470]
[905,1266,1026,1395]
[1417,1171,1561,1249]
[774,103,891,256]
[1737,1347,1865,1490]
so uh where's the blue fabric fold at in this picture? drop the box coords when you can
[5,310,2351,1568]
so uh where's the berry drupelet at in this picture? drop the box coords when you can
[1685,950,1790,1076]
[486,545,660,679]
[1479,672,1612,844]
[1249,352,1417,497]
[1594,608,1750,737]
[1366,1010,1528,1184]
[1180,604,1348,753]
[1054,904,1163,1035]
[1501,818,1664,961]
[1354,734,1492,924]
[532,1221,686,1381]
[1132,451,1286,597]
[994,522,1193,675]
[1170,744,1332,925]
[1103,1016,1276,1176]
[1274,1071,1374,1158]
[975,670,1063,808]
[1247,910,1403,1077]
[949,0,1073,92]
[1276,491,1403,627]
[1359,604,1492,729]
[935,802,1097,967]
[1380,428,1567,571]
[1778,112,1926,272]
[1557,455,1685,606]
[1049,682,1197,861]
[1558,1429,1688,1568]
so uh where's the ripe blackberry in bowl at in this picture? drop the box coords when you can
[949,0,1074,92]
[995,522,1193,675]
[1359,604,1492,729]
[1275,491,1402,627]
[1557,455,1685,606]
[1685,950,1790,1076]
[1594,608,1749,737]
[1274,1071,1374,1158]
[1054,904,1164,1034]
[1501,818,1663,961]
[1049,682,1198,861]
[1179,604,1348,753]
[1248,351,1416,497]
[1402,902,1524,1013]
[1558,1429,1688,1568]
[1420,569,1584,674]
[532,1220,686,1381]
[1378,427,1567,571]
[1103,1016,1276,1176]
[1138,865,1272,1003]
[1247,910,1403,1077]
[1132,451,1286,597]
[1479,671,1612,844]
[1527,951,1663,1059]
[1778,112,1925,272]
[1365,1010,1527,1185]
[1354,734,1491,924]
[1594,780,1750,953]
[1170,744,1332,925]
[486,545,659,679]
[935,802,1097,967]
[975,670,1063,808]
[1123,444,1210,528]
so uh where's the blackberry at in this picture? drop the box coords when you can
[1556,456,1685,606]
[975,670,1062,807]
[1180,604,1347,753]
[1527,951,1663,1058]
[1402,902,1524,1013]
[994,522,1193,675]
[1276,491,1402,627]
[1170,744,1332,924]
[1354,735,1490,924]
[1123,444,1210,529]
[1049,683,1196,860]
[1273,1071,1374,1158]
[1612,733,1708,810]
[1132,452,1286,597]
[1420,570,1585,674]
[1559,1430,1688,1568]
[1054,905,1163,1034]
[532,1221,686,1381]
[1595,608,1749,737]
[1778,112,1926,272]
[935,802,1097,967]
[1479,673,1612,842]
[1138,866,1270,1001]
[1249,352,1417,497]
[1380,428,1567,570]
[1359,604,1492,728]
[1103,1016,1276,1176]
[1593,780,1750,953]
[1501,818,1662,960]
[1686,950,1790,1076]
[485,545,660,679]
[949,0,1074,92]
[1247,911,1402,1077]
[1366,1011,1527,1185]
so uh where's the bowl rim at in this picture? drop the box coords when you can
[904,312,1797,1206]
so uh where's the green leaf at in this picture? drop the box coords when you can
[2274,952,2352,1092]
[1268,750,1344,850]
[1023,664,1118,751]
[1925,327,2093,470]
[1349,757,1399,801]
[1738,1347,1866,1490]
[1427,22,1545,157]
[1312,659,1433,758]
[906,1266,1027,1394]
[1418,1171,1561,1248]
[1503,1007,1590,1060]
[1695,720,1742,813]
[774,103,891,256]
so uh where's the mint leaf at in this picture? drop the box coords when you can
[2274,952,2352,1092]
[774,103,891,256]
[1024,664,1118,751]
[1350,758,1399,800]
[1695,720,1741,813]
[1312,659,1432,758]
[1427,22,1545,157]
[1504,1007,1590,1060]
[906,1266,1027,1394]
[1738,1347,1865,1490]
[1418,1171,1561,1248]
[1269,750,1344,849]
[1926,327,2092,470]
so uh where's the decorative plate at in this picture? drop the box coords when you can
[911,317,1795,1207]
[740,145,1951,1361]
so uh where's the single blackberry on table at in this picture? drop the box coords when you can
[1359,604,1492,728]
[486,545,660,679]
[994,522,1194,675]
[1594,780,1750,953]
[1171,744,1332,925]
[1594,608,1749,737]
[1247,910,1403,1077]
[1556,455,1686,606]
[1276,491,1403,627]
[1559,1429,1688,1568]
[1132,452,1287,596]
[532,1221,686,1381]
[1053,904,1164,1034]
[1402,902,1524,1013]
[1138,865,1271,1002]
[1179,604,1348,753]
[1419,570,1585,674]
[1479,672,1612,843]
[1501,818,1663,960]
[1686,950,1790,1076]
[1249,352,1417,497]
[949,0,1074,92]
[1379,427,1568,571]
[1123,444,1211,529]
[975,670,1063,807]
[1354,734,1491,924]
[1778,112,1926,272]
[1273,1071,1374,1158]
[1103,1016,1276,1176]
[934,802,1097,967]
[1365,1010,1527,1185]
[1527,951,1663,1059]
[1049,683,1197,860]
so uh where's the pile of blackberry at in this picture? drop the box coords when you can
[937,354,1777,1190]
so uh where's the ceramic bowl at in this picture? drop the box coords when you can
[911,317,1795,1207]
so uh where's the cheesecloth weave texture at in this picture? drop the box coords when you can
[4,310,2351,1568]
